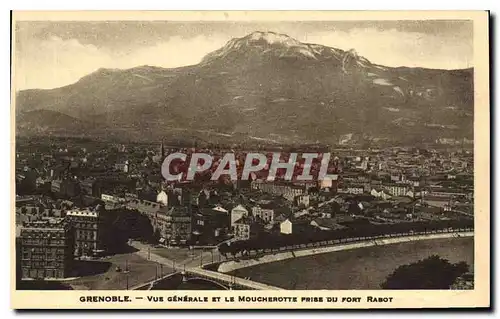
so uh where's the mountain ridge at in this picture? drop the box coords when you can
[15,31,474,145]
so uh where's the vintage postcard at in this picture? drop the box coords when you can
[11,11,490,309]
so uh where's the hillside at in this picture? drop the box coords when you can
[15,31,474,145]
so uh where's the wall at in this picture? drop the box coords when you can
[216,231,474,273]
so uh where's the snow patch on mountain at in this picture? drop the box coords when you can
[248,31,300,47]
[297,48,317,59]
[373,78,393,86]
[356,56,371,68]
[271,97,291,103]
[203,31,324,62]
[132,73,154,83]
[341,49,359,74]
[340,49,374,74]
[393,86,405,96]
[384,107,400,112]
[201,31,380,69]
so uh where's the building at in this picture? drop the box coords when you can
[250,181,306,199]
[408,177,421,187]
[156,190,169,206]
[20,219,74,279]
[80,178,101,197]
[319,175,339,190]
[406,190,415,198]
[115,160,129,173]
[230,204,249,228]
[382,184,412,197]
[173,186,200,206]
[422,196,453,209]
[15,195,40,207]
[126,198,164,216]
[280,218,312,234]
[338,186,364,195]
[390,173,406,182]
[51,179,62,194]
[251,205,275,223]
[428,188,468,199]
[280,219,293,234]
[65,209,104,256]
[126,198,191,246]
[152,140,166,164]
[191,207,230,244]
[101,193,126,209]
[370,188,392,200]
[51,178,81,198]
[296,194,310,208]
[156,207,192,246]
[232,216,264,241]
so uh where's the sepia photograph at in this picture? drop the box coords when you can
[10,10,490,309]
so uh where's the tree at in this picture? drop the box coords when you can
[151,229,161,244]
[381,255,470,289]
[227,244,237,258]
[218,243,229,258]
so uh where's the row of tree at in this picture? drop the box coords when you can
[100,208,156,254]
[218,218,473,258]
[381,255,470,289]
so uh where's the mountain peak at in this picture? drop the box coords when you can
[201,30,375,67]
[201,31,318,63]
[243,31,300,47]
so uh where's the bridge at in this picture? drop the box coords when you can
[130,240,283,290]
[131,267,283,291]
[130,229,471,291]
[185,268,283,290]
[131,273,179,290]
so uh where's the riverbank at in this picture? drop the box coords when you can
[217,231,473,273]
[230,236,473,290]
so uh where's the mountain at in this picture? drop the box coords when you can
[16,109,91,136]
[15,31,474,145]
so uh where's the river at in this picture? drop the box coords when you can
[229,237,474,290]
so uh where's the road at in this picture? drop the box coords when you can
[130,241,180,268]
[190,267,283,290]
[129,241,282,290]
[130,241,224,269]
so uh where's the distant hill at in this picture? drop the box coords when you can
[16,109,91,136]
[15,31,474,145]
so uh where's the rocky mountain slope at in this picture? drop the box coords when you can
[15,31,474,145]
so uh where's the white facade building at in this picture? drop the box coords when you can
[156,190,169,206]
[230,204,248,227]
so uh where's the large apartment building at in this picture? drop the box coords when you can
[65,209,104,256]
[19,219,74,279]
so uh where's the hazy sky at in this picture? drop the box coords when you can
[14,20,473,90]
